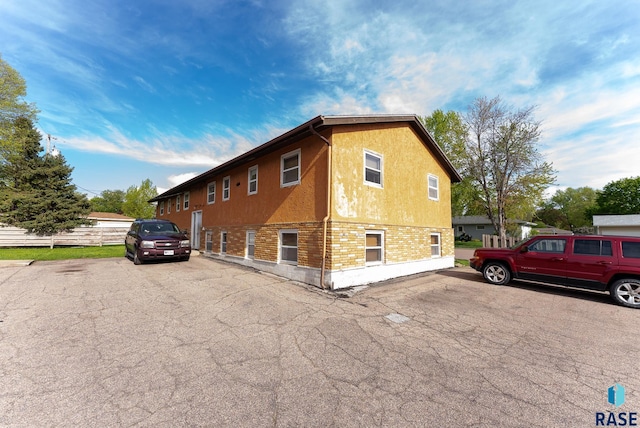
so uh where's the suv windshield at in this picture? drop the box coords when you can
[140,222,181,236]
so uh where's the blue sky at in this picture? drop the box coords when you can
[1,0,639,197]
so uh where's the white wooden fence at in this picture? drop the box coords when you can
[0,226,129,248]
[482,234,517,248]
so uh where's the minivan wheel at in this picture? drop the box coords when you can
[133,250,143,265]
[610,278,640,309]
[483,262,511,285]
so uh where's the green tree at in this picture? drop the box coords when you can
[589,176,640,215]
[1,54,38,166]
[464,96,555,245]
[122,179,157,218]
[420,110,482,216]
[90,189,126,214]
[0,117,91,234]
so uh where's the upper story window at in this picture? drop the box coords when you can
[207,181,216,204]
[281,149,300,187]
[428,174,439,201]
[159,201,165,216]
[176,194,181,212]
[222,176,230,201]
[248,165,258,195]
[183,192,190,210]
[364,150,382,187]
[167,198,171,214]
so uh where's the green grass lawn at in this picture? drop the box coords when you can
[0,245,126,261]
[454,240,483,249]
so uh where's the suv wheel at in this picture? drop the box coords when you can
[483,262,511,285]
[133,249,143,265]
[610,278,640,308]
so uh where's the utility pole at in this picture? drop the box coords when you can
[46,133,59,156]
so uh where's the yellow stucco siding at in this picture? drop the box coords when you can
[330,123,452,228]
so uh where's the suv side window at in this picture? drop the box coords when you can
[573,239,613,256]
[622,241,640,259]
[528,239,567,253]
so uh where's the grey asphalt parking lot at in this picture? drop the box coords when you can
[1,255,638,427]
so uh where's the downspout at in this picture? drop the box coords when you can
[309,124,331,290]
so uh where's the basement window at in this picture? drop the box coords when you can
[366,231,384,264]
[280,230,298,264]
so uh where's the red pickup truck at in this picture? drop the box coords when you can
[470,234,640,309]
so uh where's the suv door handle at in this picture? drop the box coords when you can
[551,257,565,262]
[597,261,613,265]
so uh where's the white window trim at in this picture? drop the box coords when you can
[205,231,213,253]
[364,149,383,188]
[159,201,165,216]
[220,231,227,254]
[246,230,256,259]
[365,230,384,265]
[428,174,439,201]
[167,198,171,214]
[279,229,298,265]
[207,181,216,205]
[248,165,258,195]
[430,233,441,258]
[176,194,181,212]
[280,149,301,188]
[222,176,231,201]
[183,192,190,211]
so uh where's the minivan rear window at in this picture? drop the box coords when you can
[622,241,640,258]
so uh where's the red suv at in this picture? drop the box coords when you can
[470,235,640,308]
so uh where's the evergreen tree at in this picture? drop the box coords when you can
[0,117,91,235]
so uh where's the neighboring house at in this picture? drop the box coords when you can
[452,216,535,241]
[87,212,135,228]
[593,215,640,237]
[151,115,461,290]
[534,227,574,236]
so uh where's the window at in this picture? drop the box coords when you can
[183,192,190,210]
[280,230,298,264]
[246,231,255,259]
[207,181,216,204]
[428,174,439,201]
[167,198,171,214]
[364,151,382,187]
[476,225,485,230]
[281,149,300,187]
[176,194,181,212]
[528,238,567,253]
[574,239,613,256]
[622,241,640,259]
[205,231,213,252]
[222,176,230,201]
[430,233,441,257]
[248,166,258,195]
[220,231,227,254]
[365,231,383,264]
[159,201,165,216]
